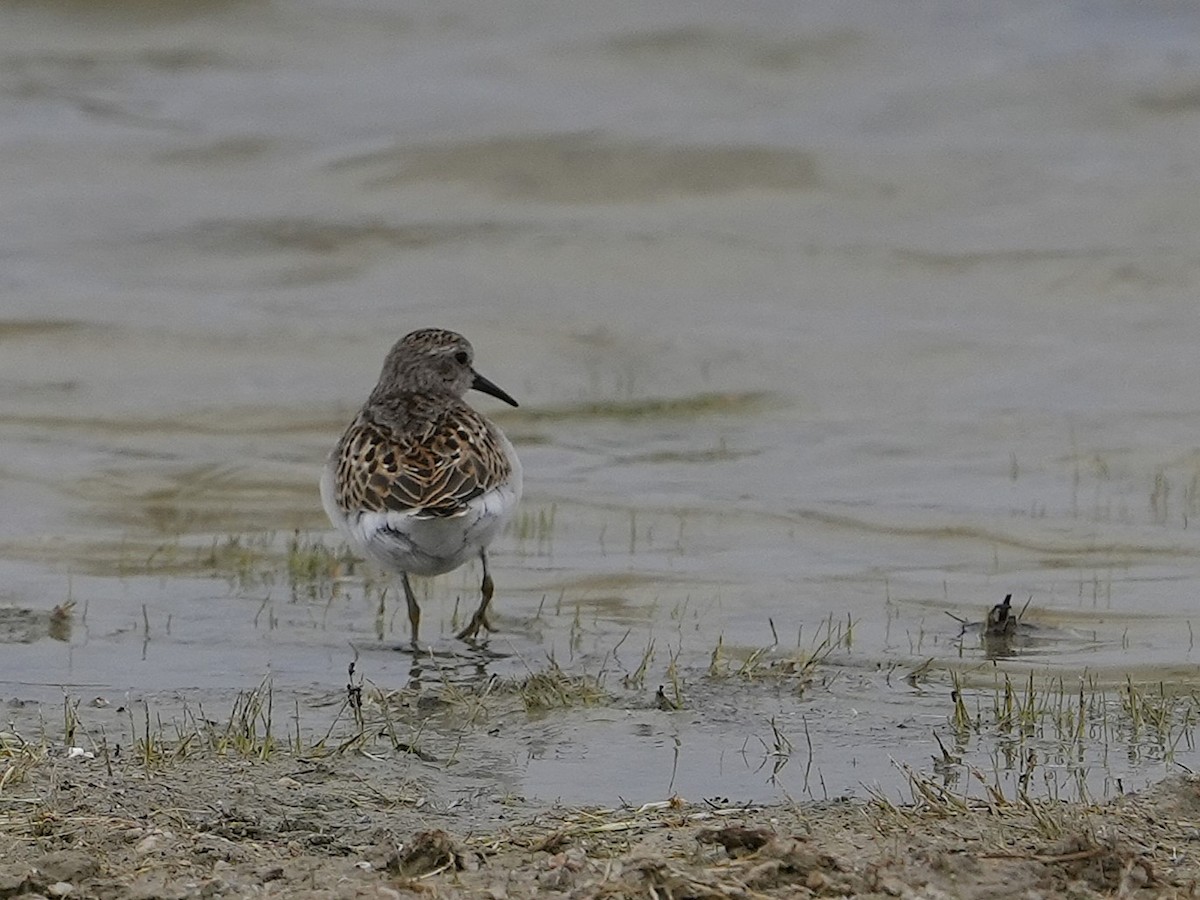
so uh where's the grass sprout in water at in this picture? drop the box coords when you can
[708,615,851,696]
[510,503,557,557]
[135,530,361,593]
[929,670,1200,806]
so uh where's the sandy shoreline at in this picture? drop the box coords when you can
[2,742,1195,899]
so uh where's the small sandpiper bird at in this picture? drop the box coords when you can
[984,594,1017,638]
[320,328,522,644]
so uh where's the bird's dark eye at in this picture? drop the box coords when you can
[454,351,469,365]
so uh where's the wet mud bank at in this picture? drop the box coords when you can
[1,746,1194,899]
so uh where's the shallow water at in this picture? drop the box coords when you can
[3,0,1200,807]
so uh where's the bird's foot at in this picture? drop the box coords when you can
[455,610,494,642]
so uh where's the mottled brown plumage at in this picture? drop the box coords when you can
[331,398,512,518]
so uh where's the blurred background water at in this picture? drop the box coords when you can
[3,0,1200,805]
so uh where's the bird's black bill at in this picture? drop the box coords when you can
[472,371,519,407]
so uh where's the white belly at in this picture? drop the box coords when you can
[320,446,522,577]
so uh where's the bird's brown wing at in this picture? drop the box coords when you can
[332,404,511,517]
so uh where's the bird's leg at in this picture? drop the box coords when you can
[456,549,495,641]
[400,572,421,647]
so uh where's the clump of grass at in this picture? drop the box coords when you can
[205,677,278,760]
[624,638,655,690]
[0,730,47,793]
[663,647,683,709]
[141,531,360,593]
[503,659,609,712]
[124,679,281,768]
[286,531,359,591]
[869,758,1086,843]
[1119,679,1198,762]
[948,671,1200,761]
[707,616,849,695]
[130,702,166,770]
[926,667,1200,811]
[201,532,277,587]
[294,663,442,762]
[19,673,434,787]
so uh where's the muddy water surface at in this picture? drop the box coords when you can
[3,0,1200,807]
